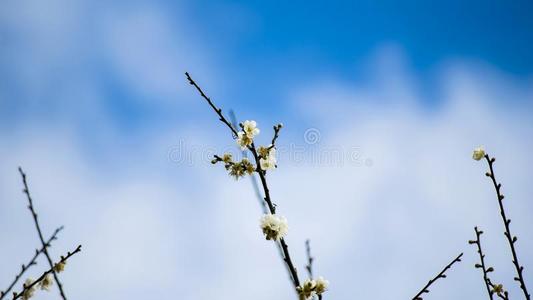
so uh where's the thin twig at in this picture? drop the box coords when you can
[185,72,239,138]
[412,252,463,300]
[305,239,314,279]
[484,154,530,300]
[11,245,82,300]
[267,124,282,150]
[186,72,301,290]
[0,227,63,300]
[18,167,68,300]
[469,227,495,300]
[305,240,324,300]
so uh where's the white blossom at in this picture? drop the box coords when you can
[54,261,66,273]
[260,214,288,240]
[315,276,329,294]
[472,146,485,161]
[236,131,253,149]
[241,158,255,175]
[297,276,329,299]
[22,278,36,300]
[493,284,504,296]
[39,274,53,291]
[243,120,260,138]
[259,147,277,170]
[297,279,316,300]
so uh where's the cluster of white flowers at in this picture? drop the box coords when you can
[218,119,279,177]
[236,132,253,150]
[22,276,55,300]
[237,120,260,149]
[472,146,485,161]
[212,153,256,179]
[297,277,329,299]
[258,145,277,171]
[228,158,255,179]
[21,274,55,300]
[260,214,288,240]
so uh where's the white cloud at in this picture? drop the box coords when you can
[284,48,533,299]
[98,4,217,104]
[0,0,217,120]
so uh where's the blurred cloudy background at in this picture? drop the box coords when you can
[1,0,532,299]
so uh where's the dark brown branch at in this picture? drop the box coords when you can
[18,167,68,300]
[249,144,301,288]
[412,252,463,300]
[268,124,283,150]
[230,109,296,288]
[186,72,301,291]
[469,227,495,300]
[0,227,63,300]
[305,239,314,279]
[185,72,239,138]
[11,245,82,300]
[250,145,277,211]
[484,154,530,300]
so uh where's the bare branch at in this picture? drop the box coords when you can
[305,239,314,279]
[185,72,239,138]
[483,154,530,300]
[268,123,283,150]
[412,252,463,300]
[18,167,68,300]
[469,227,495,300]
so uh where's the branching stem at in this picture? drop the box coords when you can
[11,245,82,300]
[186,72,301,291]
[18,167,68,300]
[0,227,63,300]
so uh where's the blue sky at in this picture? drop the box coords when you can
[1,1,533,299]
[1,0,532,130]
[188,0,533,72]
